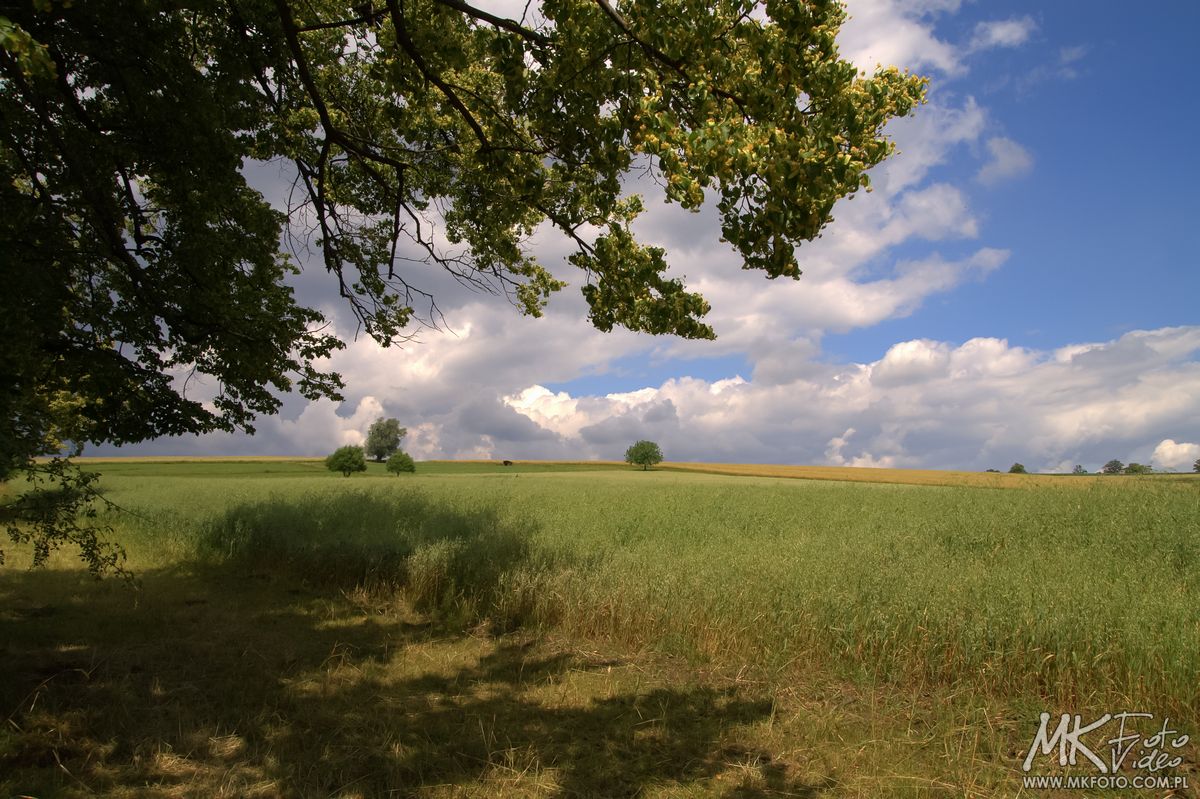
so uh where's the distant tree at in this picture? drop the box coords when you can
[985,468,1000,473]
[364,418,406,462]
[1008,463,1027,474]
[625,440,664,471]
[1071,465,1088,475]
[1102,459,1125,475]
[325,446,367,477]
[1194,458,1200,474]
[1123,462,1152,475]
[386,450,416,475]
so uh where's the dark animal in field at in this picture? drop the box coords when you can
[502,460,513,466]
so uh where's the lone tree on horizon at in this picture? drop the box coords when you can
[365,418,406,462]
[625,440,664,471]
[1008,463,1027,474]
[1194,458,1200,473]
[1102,459,1126,475]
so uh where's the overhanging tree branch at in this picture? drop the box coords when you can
[384,0,491,151]
[591,0,749,117]
[430,0,550,46]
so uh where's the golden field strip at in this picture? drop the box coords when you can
[71,455,326,462]
[69,457,1193,488]
[661,461,1103,487]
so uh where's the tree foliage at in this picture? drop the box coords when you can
[0,457,126,576]
[1008,463,1026,474]
[1101,460,1125,475]
[1194,458,1200,474]
[1071,464,1087,475]
[386,450,416,474]
[325,445,367,476]
[365,417,407,462]
[625,440,663,471]
[1,0,925,569]
[1123,462,1152,475]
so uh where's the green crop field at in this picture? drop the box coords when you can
[2,460,1197,797]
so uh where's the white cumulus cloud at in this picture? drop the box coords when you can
[1152,439,1200,471]
[977,137,1034,185]
[968,17,1037,52]
[488,327,1200,473]
[840,0,962,75]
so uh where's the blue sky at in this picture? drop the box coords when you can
[824,1,1200,363]
[99,0,1200,472]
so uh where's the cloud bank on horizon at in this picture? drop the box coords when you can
[99,0,1200,473]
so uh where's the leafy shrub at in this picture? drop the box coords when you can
[325,445,366,477]
[386,450,416,475]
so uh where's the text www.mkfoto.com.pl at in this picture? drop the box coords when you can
[1021,774,1189,790]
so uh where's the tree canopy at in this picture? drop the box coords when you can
[1101,460,1125,476]
[325,444,367,476]
[1,0,925,570]
[386,450,416,474]
[625,440,663,470]
[365,417,407,462]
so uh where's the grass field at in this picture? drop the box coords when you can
[2,460,1197,797]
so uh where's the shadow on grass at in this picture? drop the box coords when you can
[1,497,829,797]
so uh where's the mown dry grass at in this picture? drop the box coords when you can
[0,564,1077,798]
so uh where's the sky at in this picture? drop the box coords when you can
[97,0,1200,473]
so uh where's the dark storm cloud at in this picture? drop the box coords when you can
[578,399,678,447]
[455,398,562,443]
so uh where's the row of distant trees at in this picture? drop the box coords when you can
[325,424,669,476]
[993,459,1200,475]
[327,429,1200,477]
